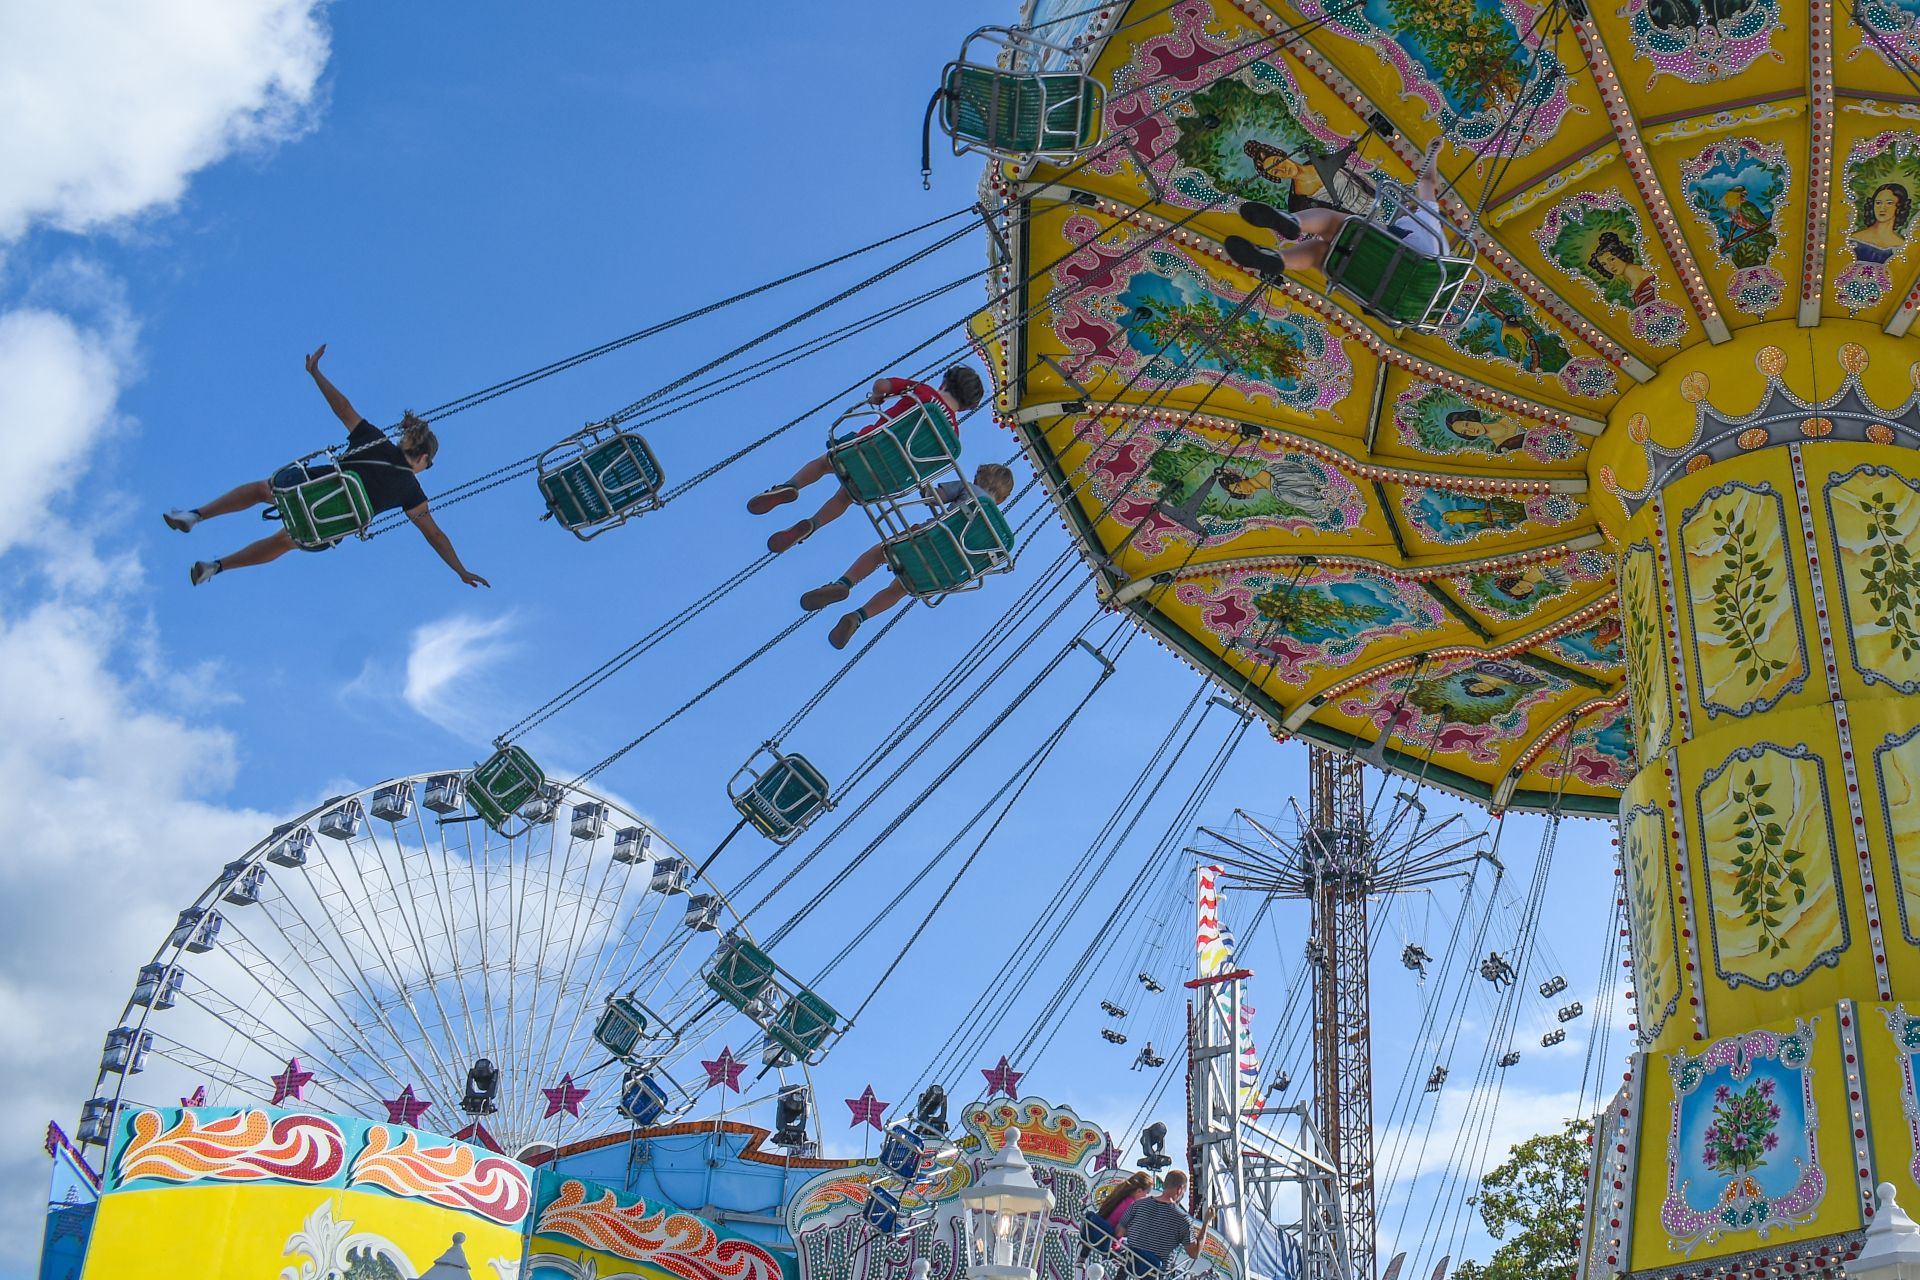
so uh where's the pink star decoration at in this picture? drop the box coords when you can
[180,1086,207,1108]
[845,1085,888,1131]
[703,1047,746,1093]
[543,1074,589,1118]
[384,1085,433,1126]
[981,1055,1024,1099]
[269,1058,314,1105]
[1093,1132,1122,1171]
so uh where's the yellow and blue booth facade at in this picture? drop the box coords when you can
[75,1103,811,1280]
[986,0,1920,1275]
[79,1104,535,1277]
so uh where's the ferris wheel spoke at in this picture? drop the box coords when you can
[175,981,390,1111]
[254,867,465,1118]
[301,831,468,1105]
[204,926,397,1098]
[407,804,483,1065]
[358,814,474,1089]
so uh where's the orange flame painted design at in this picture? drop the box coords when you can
[536,1179,781,1280]
[348,1126,532,1226]
[116,1109,346,1185]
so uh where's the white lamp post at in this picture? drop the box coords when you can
[1848,1184,1920,1280]
[959,1130,1056,1280]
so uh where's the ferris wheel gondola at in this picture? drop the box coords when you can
[79,771,813,1159]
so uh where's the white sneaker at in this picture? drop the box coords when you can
[164,508,201,532]
[189,560,221,586]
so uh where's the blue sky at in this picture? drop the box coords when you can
[0,3,1621,1275]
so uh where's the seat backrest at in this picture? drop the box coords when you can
[707,938,778,1009]
[770,988,840,1054]
[944,64,1045,152]
[276,469,374,548]
[1327,221,1452,327]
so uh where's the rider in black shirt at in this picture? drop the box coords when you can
[165,346,488,589]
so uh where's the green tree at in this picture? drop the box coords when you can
[1252,584,1388,636]
[1130,292,1307,386]
[1451,1117,1592,1280]
[1381,0,1526,111]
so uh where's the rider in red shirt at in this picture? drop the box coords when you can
[747,364,984,553]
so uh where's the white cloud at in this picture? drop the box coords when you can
[0,0,330,239]
[0,293,135,560]
[0,593,274,1272]
[401,612,520,737]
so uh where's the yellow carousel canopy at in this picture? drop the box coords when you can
[978,0,1918,816]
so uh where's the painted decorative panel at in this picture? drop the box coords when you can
[1172,566,1448,681]
[1390,380,1583,465]
[1679,481,1807,719]
[1695,745,1847,992]
[1834,133,1920,314]
[1824,464,1920,695]
[1678,138,1792,317]
[1873,724,1920,948]
[1625,802,1684,1043]
[1876,1004,1920,1185]
[1660,1020,1823,1251]
[1535,190,1689,347]
[1622,541,1675,762]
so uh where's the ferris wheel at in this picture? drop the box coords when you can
[79,770,811,1159]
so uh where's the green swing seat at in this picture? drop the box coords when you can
[706,936,779,1011]
[467,745,545,833]
[273,464,375,550]
[884,494,1017,601]
[729,747,832,845]
[768,988,841,1061]
[828,400,963,502]
[941,63,1102,158]
[592,994,650,1059]
[1323,217,1477,334]
[537,430,665,539]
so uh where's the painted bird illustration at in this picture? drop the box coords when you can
[1720,185,1769,245]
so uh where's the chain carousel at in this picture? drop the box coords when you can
[962,0,1920,1276]
[46,0,1920,1276]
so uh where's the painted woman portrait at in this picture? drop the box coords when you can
[1587,231,1658,306]
[1243,139,1328,201]
[1850,181,1912,264]
[1444,408,1526,454]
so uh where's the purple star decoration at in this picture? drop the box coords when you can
[846,1085,888,1131]
[384,1085,433,1126]
[703,1047,746,1093]
[981,1055,1024,1099]
[1093,1131,1122,1172]
[269,1058,314,1105]
[543,1074,589,1118]
[180,1085,207,1108]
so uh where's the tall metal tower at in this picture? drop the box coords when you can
[1196,747,1491,1280]
[1306,747,1377,1280]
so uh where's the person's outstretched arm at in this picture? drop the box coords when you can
[407,504,490,587]
[1185,1211,1214,1260]
[306,344,362,428]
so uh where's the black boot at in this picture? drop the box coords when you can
[1224,235,1289,282]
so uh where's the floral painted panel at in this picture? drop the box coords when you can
[1661,1020,1822,1252]
[1824,464,1920,694]
[1679,481,1807,718]
[1696,743,1846,992]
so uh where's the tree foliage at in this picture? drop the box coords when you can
[1450,1117,1592,1280]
